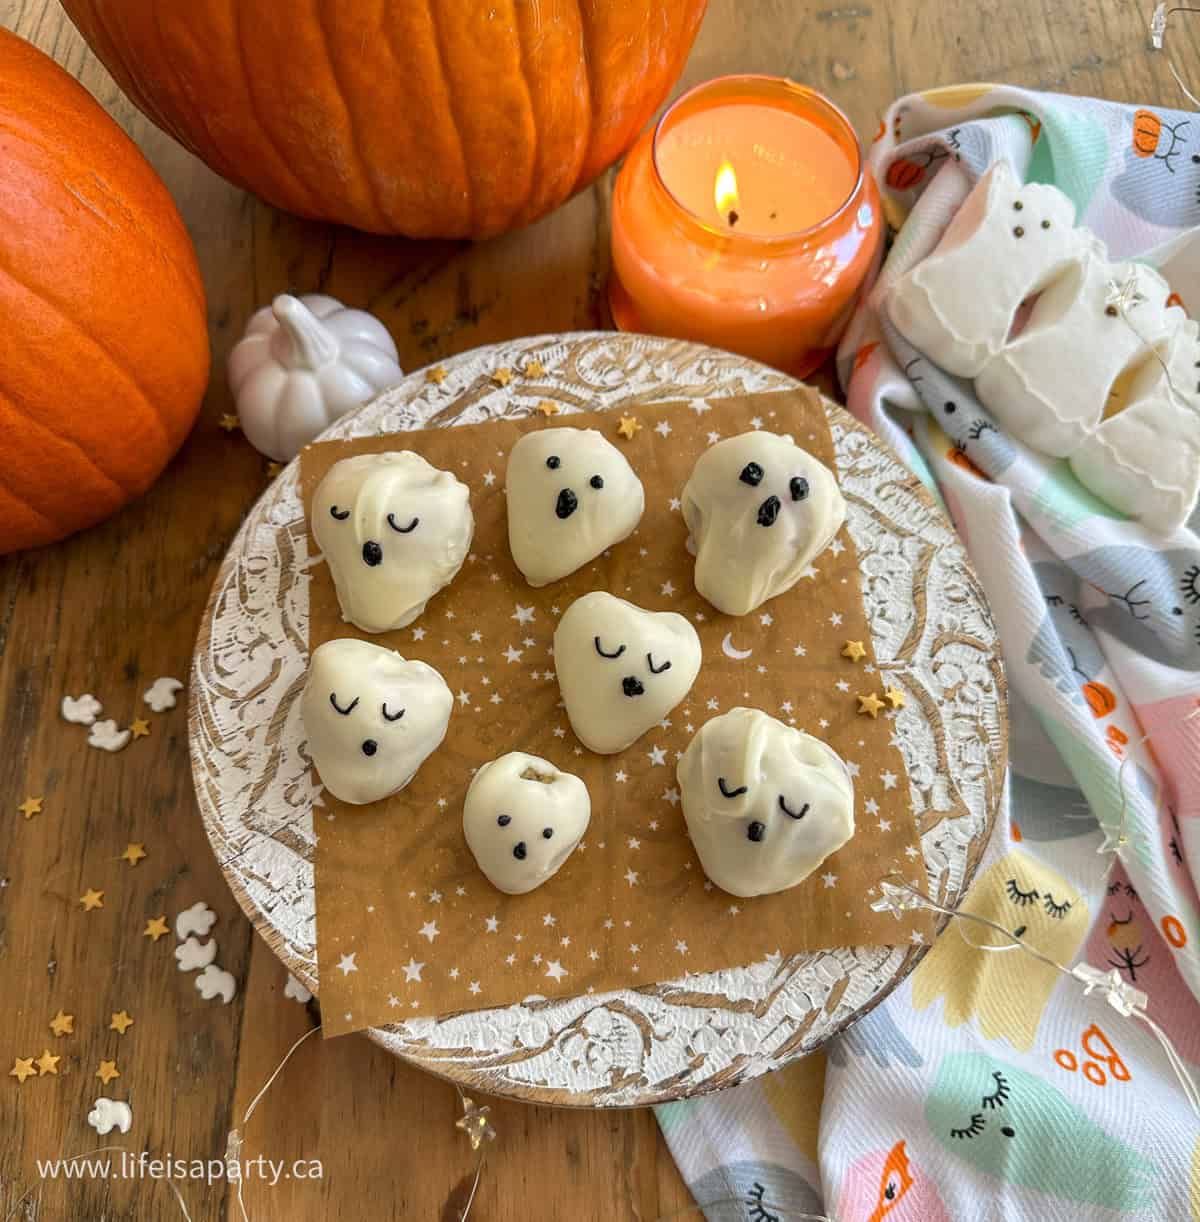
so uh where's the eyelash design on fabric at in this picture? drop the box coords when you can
[1005,878,1039,905]
[386,513,419,533]
[718,777,748,798]
[1182,564,1200,605]
[329,693,359,715]
[778,796,809,820]
[1044,893,1072,919]
[381,703,405,722]
[745,1182,780,1222]
[951,1113,986,1139]
[982,1070,1010,1109]
[593,637,626,659]
[647,653,672,675]
[329,505,350,520]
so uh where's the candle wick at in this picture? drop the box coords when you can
[727,209,739,228]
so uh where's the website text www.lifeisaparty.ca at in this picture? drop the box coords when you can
[36,1150,323,1187]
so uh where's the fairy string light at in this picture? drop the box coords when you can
[1150,4,1200,107]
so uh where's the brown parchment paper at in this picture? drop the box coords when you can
[302,389,933,1036]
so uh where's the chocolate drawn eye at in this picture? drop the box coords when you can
[789,477,809,502]
[646,653,671,675]
[739,461,764,487]
[387,514,419,533]
[778,796,809,819]
[546,455,561,470]
[329,693,359,715]
[497,814,511,827]
[329,505,350,520]
[718,777,748,798]
[594,636,626,659]
[542,827,554,839]
[589,475,604,489]
[382,704,405,722]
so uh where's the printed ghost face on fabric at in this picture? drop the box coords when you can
[1026,558,1113,712]
[462,752,591,895]
[681,432,846,617]
[836,1140,950,1222]
[301,639,453,805]
[1111,109,1200,229]
[911,850,1088,1050]
[684,1163,824,1222]
[677,708,855,897]
[554,592,701,754]
[1083,867,1200,1065]
[926,1051,1156,1211]
[312,452,473,633]
[506,428,645,587]
[828,1005,923,1071]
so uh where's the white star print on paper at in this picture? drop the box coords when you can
[728,904,740,916]
[428,890,442,903]
[419,921,439,942]
[522,636,536,647]
[659,718,672,729]
[750,416,763,428]
[482,915,500,933]
[455,886,466,896]
[675,940,688,954]
[545,960,568,981]
[707,431,721,444]
[647,746,667,766]
[668,497,681,512]
[505,953,517,965]
[780,701,793,714]
[512,604,536,625]
[560,935,571,947]
[402,959,424,983]
[835,680,850,693]
[818,717,830,729]
[457,690,471,706]
[502,645,523,663]
[793,643,807,657]
[615,770,628,783]
[532,953,543,964]
[910,931,926,945]
[603,918,614,929]
[759,612,773,627]
[905,844,920,859]
[844,761,861,779]
[821,872,838,888]
[654,421,672,438]
[829,538,845,555]
[588,948,599,961]
[470,630,483,643]
[864,797,879,815]
[412,627,426,641]
[553,726,566,738]
[543,913,556,926]
[482,470,496,486]
[662,788,680,806]
[661,580,676,597]
[627,837,641,850]
[881,771,899,790]
[800,565,818,580]
[490,693,503,705]
[624,869,639,887]
[490,573,501,583]
[387,994,400,1008]
[448,967,460,979]
[690,400,712,416]
[337,953,358,976]
[878,819,892,831]
[829,612,843,627]
[706,698,719,711]
[629,943,640,954]
[468,981,482,995]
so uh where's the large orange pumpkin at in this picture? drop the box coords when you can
[0,30,209,554]
[59,0,708,239]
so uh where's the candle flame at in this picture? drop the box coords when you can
[714,160,739,224]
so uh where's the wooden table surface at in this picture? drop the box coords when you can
[0,1,1188,1218]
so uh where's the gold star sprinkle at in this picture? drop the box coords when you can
[491,366,513,387]
[110,1011,134,1035]
[523,359,546,378]
[535,400,560,417]
[121,842,147,866]
[455,1096,496,1150]
[129,718,151,740]
[266,462,283,480]
[79,889,104,911]
[18,796,43,820]
[218,413,241,433]
[10,1057,35,1084]
[885,686,907,710]
[857,693,886,719]
[144,915,170,942]
[96,1060,120,1086]
[426,365,447,385]
[35,1049,60,1077]
[50,1011,74,1037]
[616,415,642,440]
[841,640,867,662]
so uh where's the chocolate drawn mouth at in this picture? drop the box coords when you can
[556,489,578,520]
[362,540,383,566]
[757,495,781,527]
[622,676,645,697]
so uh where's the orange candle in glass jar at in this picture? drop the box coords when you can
[609,76,883,377]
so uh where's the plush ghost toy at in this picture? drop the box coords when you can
[506,427,645,586]
[677,708,855,897]
[463,752,591,894]
[681,431,846,617]
[301,639,453,804]
[554,592,702,754]
[311,451,473,633]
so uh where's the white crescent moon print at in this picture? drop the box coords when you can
[721,632,753,660]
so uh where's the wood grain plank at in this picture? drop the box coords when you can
[0,0,1181,1216]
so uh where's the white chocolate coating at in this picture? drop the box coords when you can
[506,428,644,586]
[312,451,473,633]
[301,638,453,805]
[463,752,591,894]
[554,592,701,754]
[681,431,846,617]
[678,708,855,897]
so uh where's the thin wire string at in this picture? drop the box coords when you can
[1151,4,1200,107]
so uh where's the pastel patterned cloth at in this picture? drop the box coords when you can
[656,84,1200,1220]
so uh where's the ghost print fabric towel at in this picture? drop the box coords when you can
[656,85,1200,1221]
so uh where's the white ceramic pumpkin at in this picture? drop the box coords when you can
[228,293,403,461]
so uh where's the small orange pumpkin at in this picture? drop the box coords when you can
[0,31,209,553]
[946,445,989,481]
[1083,681,1118,718]
[886,158,926,191]
[1132,109,1162,158]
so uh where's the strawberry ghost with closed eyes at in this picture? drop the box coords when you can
[312,451,473,633]
[301,639,453,805]
[678,707,855,897]
[682,431,846,616]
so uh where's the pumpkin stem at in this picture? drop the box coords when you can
[272,294,339,370]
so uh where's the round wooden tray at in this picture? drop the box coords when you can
[189,332,1006,1106]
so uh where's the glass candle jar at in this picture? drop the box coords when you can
[609,75,882,378]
